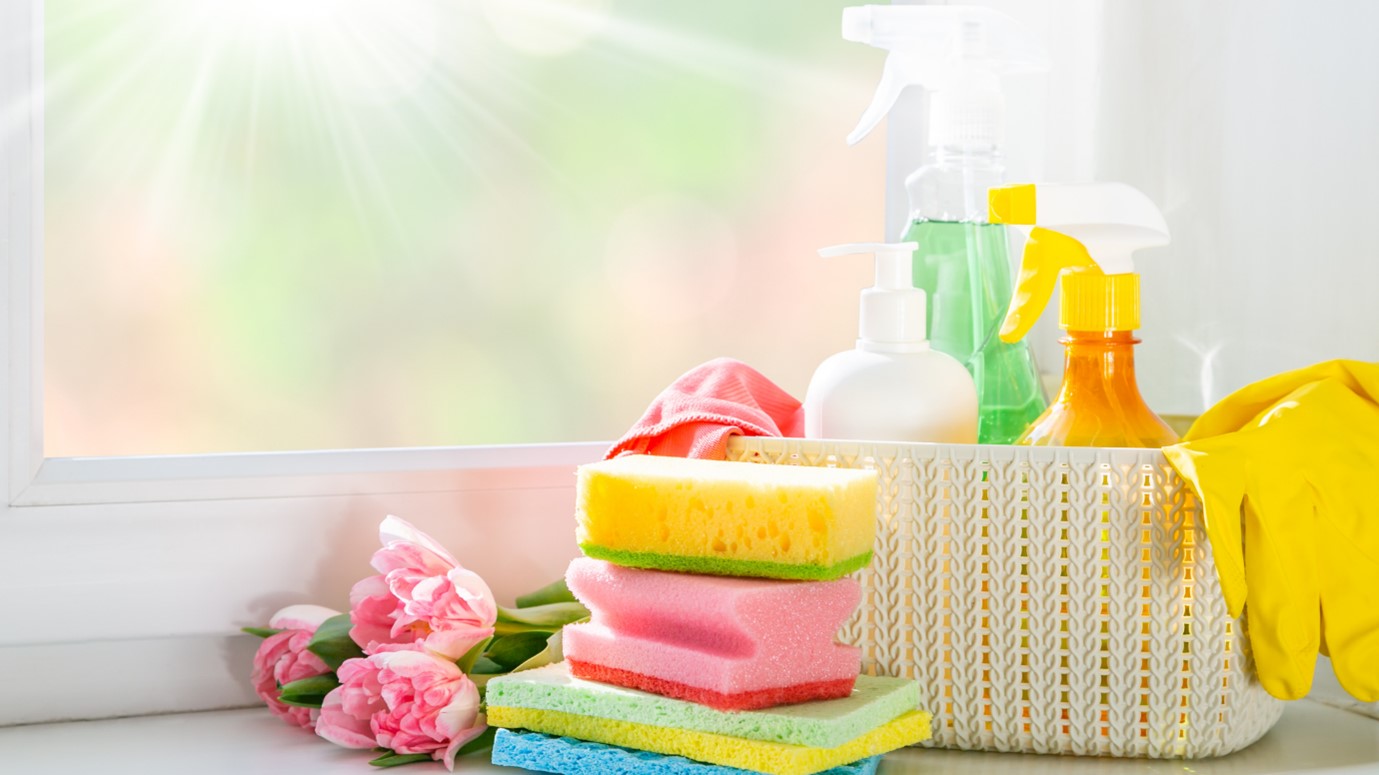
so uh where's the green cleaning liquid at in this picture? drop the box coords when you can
[902,219,1047,444]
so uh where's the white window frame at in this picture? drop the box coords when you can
[0,0,607,725]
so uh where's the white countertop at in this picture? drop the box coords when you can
[1,700,1377,775]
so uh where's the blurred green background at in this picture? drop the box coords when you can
[44,0,884,455]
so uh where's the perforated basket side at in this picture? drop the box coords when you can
[726,437,1284,759]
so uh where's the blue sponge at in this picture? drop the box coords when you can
[491,729,881,775]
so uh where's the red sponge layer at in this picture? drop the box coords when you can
[568,660,856,711]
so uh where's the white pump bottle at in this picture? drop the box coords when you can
[804,243,978,443]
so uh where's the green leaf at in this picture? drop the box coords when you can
[453,727,496,757]
[307,613,365,670]
[469,656,505,675]
[455,636,493,675]
[515,578,577,608]
[242,627,284,639]
[512,629,565,674]
[277,674,340,708]
[368,752,433,768]
[484,632,550,672]
[494,602,589,635]
[468,631,565,693]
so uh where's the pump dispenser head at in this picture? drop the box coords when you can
[818,241,928,352]
[989,183,1170,342]
[842,5,1047,147]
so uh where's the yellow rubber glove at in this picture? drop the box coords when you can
[1163,360,1379,702]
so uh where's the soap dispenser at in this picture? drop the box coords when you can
[804,242,978,443]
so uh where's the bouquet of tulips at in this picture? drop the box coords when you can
[245,516,587,769]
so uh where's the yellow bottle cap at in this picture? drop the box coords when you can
[1061,271,1140,332]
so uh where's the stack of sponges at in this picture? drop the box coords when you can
[488,455,932,775]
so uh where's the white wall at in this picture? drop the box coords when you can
[964,0,1379,413]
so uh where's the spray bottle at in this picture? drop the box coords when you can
[989,182,1178,447]
[804,242,977,443]
[844,4,1048,444]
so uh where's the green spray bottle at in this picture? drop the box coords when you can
[843,5,1049,443]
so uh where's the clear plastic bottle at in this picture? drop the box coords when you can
[901,144,1047,444]
[841,4,1051,444]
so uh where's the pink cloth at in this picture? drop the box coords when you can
[607,358,804,460]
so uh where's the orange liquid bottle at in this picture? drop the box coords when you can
[1017,329,1178,447]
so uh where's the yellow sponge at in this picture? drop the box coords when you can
[577,455,877,581]
[486,705,929,775]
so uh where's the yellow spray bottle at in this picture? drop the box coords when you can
[988,182,1178,447]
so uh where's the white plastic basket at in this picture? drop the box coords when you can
[726,437,1284,759]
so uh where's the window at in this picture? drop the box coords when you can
[2,0,886,724]
[42,0,884,455]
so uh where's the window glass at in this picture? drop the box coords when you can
[44,0,883,455]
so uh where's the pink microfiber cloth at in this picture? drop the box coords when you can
[607,358,804,460]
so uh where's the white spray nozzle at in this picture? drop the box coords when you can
[988,183,1170,341]
[843,5,1048,147]
[818,242,927,351]
[990,182,1170,274]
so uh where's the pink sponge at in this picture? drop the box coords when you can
[563,558,861,711]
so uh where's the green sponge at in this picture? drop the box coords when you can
[578,545,873,582]
[484,662,919,749]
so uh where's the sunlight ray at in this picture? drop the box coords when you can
[285,33,377,253]
[5,2,156,147]
[241,27,271,182]
[139,22,230,241]
[492,0,870,109]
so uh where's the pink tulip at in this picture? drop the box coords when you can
[316,648,487,771]
[347,574,402,651]
[250,604,340,729]
[348,516,497,661]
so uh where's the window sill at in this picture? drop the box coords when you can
[13,442,610,507]
[2,700,1376,774]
